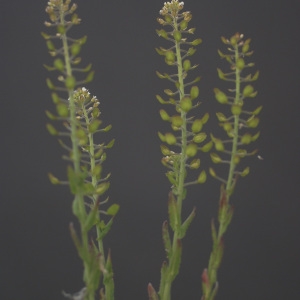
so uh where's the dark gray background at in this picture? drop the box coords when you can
[1,0,300,299]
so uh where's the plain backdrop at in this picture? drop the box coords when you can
[1,0,300,299]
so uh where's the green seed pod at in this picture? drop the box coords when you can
[57,25,66,34]
[186,143,198,157]
[241,133,252,144]
[159,109,170,121]
[233,155,240,165]
[236,58,245,70]
[253,106,263,115]
[103,124,112,132]
[158,132,166,142]
[53,58,65,71]
[165,51,175,62]
[76,128,88,145]
[46,123,58,136]
[89,119,102,133]
[214,139,225,152]
[190,86,199,99]
[242,43,250,53]
[201,113,209,124]
[187,47,196,56]
[65,76,76,89]
[171,115,183,127]
[214,88,228,104]
[173,30,182,42]
[106,139,115,148]
[180,97,192,112]
[230,36,238,46]
[241,166,250,177]
[217,68,227,80]
[190,158,200,169]
[201,141,213,152]
[183,59,191,71]
[243,85,254,97]
[46,40,55,51]
[56,103,69,117]
[91,107,100,118]
[107,204,120,216]
[222,122,233,133]
[45,110,57,120]
[191,38,202,46]
[247,116,260,128]
[156,29,168,39]
[197,170,207,184]
[48,173,60,184]
[91,164,102,177]
[209,167,217,178]
[180,20,188,30]
[160,145,171,156]
[251,131,260,141]
[191,119,203,133]
[231,104,242,115]
[251,71,260,81]
[193,133,207,143]
[71,43,81,56]
[165,14,172,23]
[46,78,55,90]
[210,153,222,163]
[165,133,177,145]
[216,112,227,122]
[95,182,110,195]
[51,93,60,104]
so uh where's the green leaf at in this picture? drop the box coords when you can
[162,221,172,258]
[84,200,100,232]
[179,207,196,238]
[168,192,180,232]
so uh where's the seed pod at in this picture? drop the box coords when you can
[214,88,228,104]
[190,86,199,99]
[231,104,242,115]
[53,58,65,71]
[180,97,192,112]
[160,109,170,121]
[191,119,203,133]
[243,85,254,97]
[186,143,198,157]
[183,59,191,71]
[56,103,69,117]
[197,170,207,183]
[236,58,245,70]
[173,30,182,42]
[65,76,76,89]
[165,133,177,145]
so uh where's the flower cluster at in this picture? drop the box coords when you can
[159,0,184,16]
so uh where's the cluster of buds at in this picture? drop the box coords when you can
[156,0,209,191]
[42,0,94,91]
[210,33,261,186]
